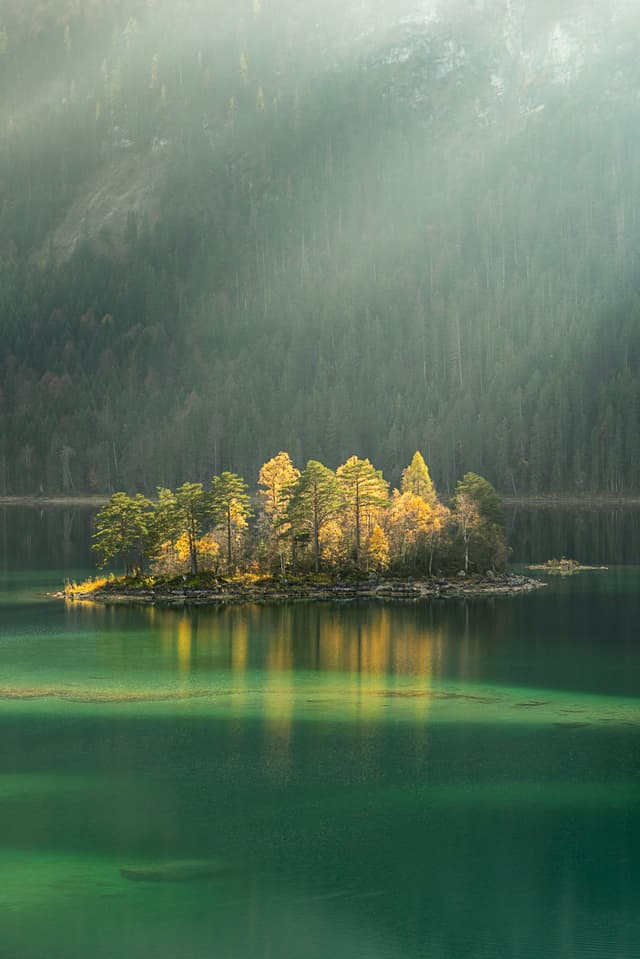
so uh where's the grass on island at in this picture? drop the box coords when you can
[63,575,112,598]
[64,569,342,598]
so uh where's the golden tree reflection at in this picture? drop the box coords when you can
[176,616,192,675]
[262,627,294,781]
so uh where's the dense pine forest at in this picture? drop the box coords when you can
[2,1,640,496]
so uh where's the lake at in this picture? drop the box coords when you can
[0,505,638,959]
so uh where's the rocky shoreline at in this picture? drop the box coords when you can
[63,572,545,608]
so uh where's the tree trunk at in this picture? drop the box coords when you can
[313,487,320,573]
[355,483,361,572]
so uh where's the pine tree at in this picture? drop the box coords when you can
[287,461,343,573]
[336,456,389,572]
[92,492,153,574]
[452,473,506,572]
[210,471,252,572]
[174,482,208,576]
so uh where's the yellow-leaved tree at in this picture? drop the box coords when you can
[366,523,390,573]
[401,451,437,507]
[386,490,449,573]
[258,452,300,573]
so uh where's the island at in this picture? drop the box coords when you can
[63,451,545,606]
[63,571,544,606]
[527,558,608,575]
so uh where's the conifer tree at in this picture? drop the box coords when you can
[92,492,153,574]
[210,471,252,571]
[401,451,437,506]
[174,482,208,576]
[452,473,506,572]
[287,461,343,573]
[336,456,389,572]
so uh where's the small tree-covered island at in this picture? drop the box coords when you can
[67,451,542,605]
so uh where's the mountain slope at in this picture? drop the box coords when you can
[1,0,640,495]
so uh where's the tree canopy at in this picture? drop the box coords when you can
[91,451,507,578]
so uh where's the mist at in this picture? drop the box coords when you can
[1,0,640,496]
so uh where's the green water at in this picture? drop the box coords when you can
[0,509,639,958]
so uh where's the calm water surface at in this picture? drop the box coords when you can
[0,506,638,959]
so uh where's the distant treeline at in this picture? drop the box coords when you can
[2,2,640,496]
[92,452,507,577]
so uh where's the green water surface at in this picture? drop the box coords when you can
[0,509,639,958]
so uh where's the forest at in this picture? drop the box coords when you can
[90,452,507,579]
[2,1,640,496]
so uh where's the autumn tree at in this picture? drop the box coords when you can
[386,489,433,569]
[258,451,300,573]
[401,451,437,506]
[366,523,390,572]
[386,489,450,573]
[210,471,252,571]
[287,460,343,572]
[152,530,220,577]
[336,456,389,572]
[92,492,153,574]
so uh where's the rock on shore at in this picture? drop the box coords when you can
[64,573,545,607]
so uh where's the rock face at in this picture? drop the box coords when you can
[36,152,165,265]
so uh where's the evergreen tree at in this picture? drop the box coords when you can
[287,460,343,573]
[174,482,208,575]
[336,456,389,572]
[92,492,153,574]
[451,473,506,572]
[210,471,252,571]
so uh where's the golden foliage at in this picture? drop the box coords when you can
[319,519,348,566]
[152,532,220,576]
[258,451,300,519]
[366,523,389,571]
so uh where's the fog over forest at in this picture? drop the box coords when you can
[1,0,639,496]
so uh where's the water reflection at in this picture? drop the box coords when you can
[0,505,96,573]
[60,576,640,709]
[133,603,447,682]
[4,502,640,573]
[2,530,640,958]
[507,504,640,564]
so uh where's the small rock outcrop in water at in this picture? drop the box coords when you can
[527,558,608,575]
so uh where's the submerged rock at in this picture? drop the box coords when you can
[120,859,235,883]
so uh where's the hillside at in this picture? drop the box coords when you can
[1,0,640,495]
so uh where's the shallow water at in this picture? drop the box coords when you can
[0,508,639,958]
